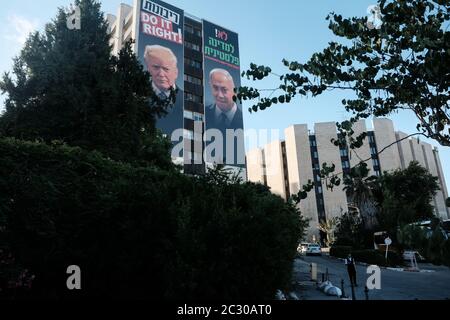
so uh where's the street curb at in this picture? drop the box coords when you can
[329,256,436,273]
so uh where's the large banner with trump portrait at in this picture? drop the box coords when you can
[137,0,184,157]
[203,20,245,172]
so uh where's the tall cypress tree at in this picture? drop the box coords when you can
[0,0,173,169]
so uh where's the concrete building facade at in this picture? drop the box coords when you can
[247,118,450,241]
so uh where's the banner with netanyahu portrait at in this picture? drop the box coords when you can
[137,0,184,155]
[202,20,245,170]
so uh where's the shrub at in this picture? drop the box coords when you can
[352,250,402,267]
[329,246,352,258]
[0,138,304,299]
[426,228,447,265]
[330,246,402,267]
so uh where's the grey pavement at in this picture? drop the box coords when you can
[292,254,450,300]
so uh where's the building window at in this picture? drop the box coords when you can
[341,160,350,169]
[184,74,202,86]
[184,110,204,122]
[194,28,202,37]
[185,24,194,34]
[184,57,202,69]
[185,40,201,52]
[185,92,202,103]
[340,149,348,157]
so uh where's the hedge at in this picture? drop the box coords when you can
[330,246,403,267]
[0,138,303,299]
[329,246,352,259]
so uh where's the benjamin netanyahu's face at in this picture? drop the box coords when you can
[146,51,178,91]
[210,72,235,111]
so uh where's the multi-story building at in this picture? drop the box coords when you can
[247,118,450,241]
[107,1,245,177]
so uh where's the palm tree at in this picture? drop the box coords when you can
[343,162,380,230]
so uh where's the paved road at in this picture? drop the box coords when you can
[295,254,450,300]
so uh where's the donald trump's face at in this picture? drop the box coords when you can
[145,47,178,91]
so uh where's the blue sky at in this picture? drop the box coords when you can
[0,0,449,192]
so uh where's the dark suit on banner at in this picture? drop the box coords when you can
[205,103,243,165]
[155,86,184,139]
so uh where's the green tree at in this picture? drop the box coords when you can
[377,161,440,234]
[343,162,380,229]
[0,137,306,299]
[334,210,365,248]
[397,224,428,252]
[239,0,450,147]
[0,0,173,169]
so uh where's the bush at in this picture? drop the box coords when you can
[330,246,402,267]
[0,138,304,299]
[352,250,402,267]
[329,246,352,258]
[426,228,447,265]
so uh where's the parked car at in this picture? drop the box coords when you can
[305,243,322,256]
[298,243,310,254]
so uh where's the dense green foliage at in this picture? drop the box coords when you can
[0,0,173,169]
[333,211,366,248]
[397,222,450,266]
[377,162,439,235]
[0,138,306,299]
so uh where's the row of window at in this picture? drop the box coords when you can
[184,57,202,69]
[185,40,201,52]
[184,24,202,37]
[342,160,350,169]
[185,92,203,103]
[340,148,349,157]
[372,158,379,167]
[184,110,204,122]
[184,74,202,86]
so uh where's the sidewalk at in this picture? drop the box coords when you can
[291,257,340,300]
